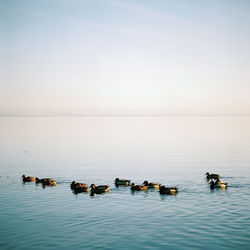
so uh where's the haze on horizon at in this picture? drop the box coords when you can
[1,0,250,116]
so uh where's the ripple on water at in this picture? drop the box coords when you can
[0,173,250,250]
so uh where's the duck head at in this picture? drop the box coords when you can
[205,172,209,176]
[115,178,119,182]
[22,174,27,178]
[143,181,149,186]
[90,184,96,189]
[131,183,136,187]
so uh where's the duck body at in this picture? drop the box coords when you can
[35,177,44,183]
[210,180,227,189]
[71,181,87,189]
[43,178,56,186]
[36,178,56,186]
[143,180,160,189]
[22,174,36,182]
[205,172,220,181]
[115,178,131,186]
[90,184,110,194]
[71,181,89,193]
[159,186,178,195]
[130,183,148,191]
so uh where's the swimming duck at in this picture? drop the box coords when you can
[114,178,131,186]
[143,180,161,189]
[35,177,56,185]
[90,184,110,194]
[130,183,148,191]
[205,172,220,181]
[44,178,56,186]
[22,174,36,182]
[71,181,89,193]
[71,181,87,189]
[42,178,56,186]
[159,186,178,195]
[209,180,227,189]
[36,178,56,186]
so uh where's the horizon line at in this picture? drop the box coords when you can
[1,114,250,118]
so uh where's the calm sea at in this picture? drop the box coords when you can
[0,116,250,249]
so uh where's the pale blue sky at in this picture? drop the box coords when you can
[1,0,250,115]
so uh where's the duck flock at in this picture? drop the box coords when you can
[22,172,228,196]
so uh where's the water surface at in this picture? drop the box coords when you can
[0,117,250,249]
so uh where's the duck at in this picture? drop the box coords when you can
[143,180,160,189]
[22,174,36,182]
[71,181,89,193]
[36,178,56,186]
[90,184,110,194]
[130,183,148,191]
[205,172,220,181]
[43,178,56,186]
[209,180,227,189]
[114,178,131,186]
[159,186,178,195]
[71,181,88,189]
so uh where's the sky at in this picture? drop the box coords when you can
[1,0,250,116]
